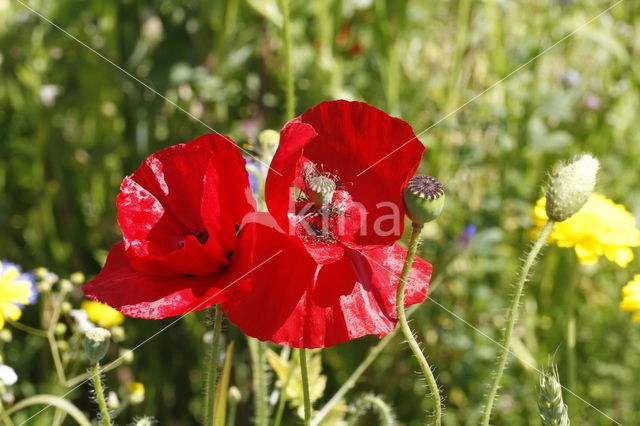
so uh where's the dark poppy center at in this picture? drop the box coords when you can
[177,230,210,249]
[190,230,209,244]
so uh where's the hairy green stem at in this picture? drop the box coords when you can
[278,0,295,119]
[312,271,452,426]
[566,268,577,418]
[204,305,224,426]
[481,219,555,425]
[347,394,395,426]
[90,364,111,426]
[248,338,269,426]
[396,223,441,425]
[299,348,312,426]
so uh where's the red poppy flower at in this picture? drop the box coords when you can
[83,134,256,318]
[223,101,432,348]
[266,100,425,263]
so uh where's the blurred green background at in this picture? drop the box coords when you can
[1,0,640,424]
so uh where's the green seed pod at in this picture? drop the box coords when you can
[545,154,599,222]
[307,175,336,208]
[403,175,445,225]
[84,327,111,364]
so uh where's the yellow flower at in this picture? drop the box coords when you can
[81,300,125,328]
[0,261,37,329]
[125,381,145,404]
[621,274,640,322]
[533,193,640,267]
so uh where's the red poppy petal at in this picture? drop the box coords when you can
[117,134,255,276]
[83,242,251,319]
[348,244,432,319]
[117,177,229,276]
[265,119,317,233]
[224,214,432,348]
[298,101,424,246]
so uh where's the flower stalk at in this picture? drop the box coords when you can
[396,223,442,426]
[278,0,295,120]
[90,364,111,426]
[299,348,312,426]
[204,305,224,425]
[248,337,269,426]
[480,219,555,425]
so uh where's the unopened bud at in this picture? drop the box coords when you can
[55,323,67,336]
[403,175,445,225]
[545,154,599,222]
[84,327,111,364]
[258,129,279,157]
[59,279,73,293]
[60,301,72,314]
[70,272,85,285]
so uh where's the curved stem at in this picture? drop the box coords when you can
[481,219,554,425]
[347,394,395,426]
[396,223,441,425]
[7,320,47,337]
[299,349,312,426]
[5,394,92,426]
[204,305,224,426]
[312,273,452,426]
[278,0,295,120]
[90,364,111,426]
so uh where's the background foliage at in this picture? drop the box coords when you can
[1,0,639,424]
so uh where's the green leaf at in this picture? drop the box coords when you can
[213,342,235,426]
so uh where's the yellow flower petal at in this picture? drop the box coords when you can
[81,301,125,328]
[532,194,640,268]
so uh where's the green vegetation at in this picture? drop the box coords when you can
[1,0,639,424]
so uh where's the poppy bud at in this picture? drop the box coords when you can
[84,327,111,364]
[545,154,599,222]
[307,176,336,209]
[403,175,445,225]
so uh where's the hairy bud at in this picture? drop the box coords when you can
[545,154,599,222]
